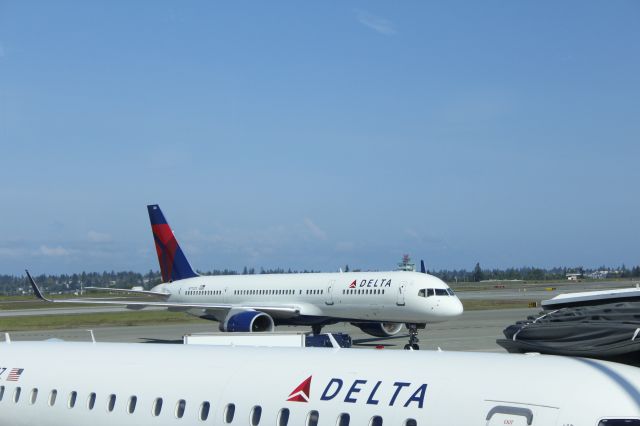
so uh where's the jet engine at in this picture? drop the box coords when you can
[221,309,275,332]
[352,322,403,338]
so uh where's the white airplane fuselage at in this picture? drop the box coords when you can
[0,341,638,425]
[151,271,463,326]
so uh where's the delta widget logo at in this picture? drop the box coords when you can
[287,376,312,402]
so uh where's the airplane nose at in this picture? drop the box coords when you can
[442,297,464,317]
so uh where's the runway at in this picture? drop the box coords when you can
[1,307,539,352]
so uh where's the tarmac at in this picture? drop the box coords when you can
[2,307,540,352]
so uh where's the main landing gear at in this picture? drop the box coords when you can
[404,323,420,350]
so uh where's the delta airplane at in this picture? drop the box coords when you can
[27,205,463,349]
[0,340,639,425]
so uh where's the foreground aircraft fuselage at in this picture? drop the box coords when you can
[0,341,638,425]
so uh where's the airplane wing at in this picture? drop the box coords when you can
[26,270,300,316]
[84,287,170,299]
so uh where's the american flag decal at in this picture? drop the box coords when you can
[7,368,24,382]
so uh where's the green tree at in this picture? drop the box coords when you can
[472,262,484,282]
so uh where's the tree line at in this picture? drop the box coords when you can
[1,264,639,295]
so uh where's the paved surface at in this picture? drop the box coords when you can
[1,307,539,352]
[456,280,640,301]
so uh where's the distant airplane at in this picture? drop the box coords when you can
[27,204,463,349]
[0,340,639,425]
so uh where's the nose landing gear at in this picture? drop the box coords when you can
[404,323,421,350]
[311,325,323,335]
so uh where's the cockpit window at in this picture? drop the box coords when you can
[427,288,435,297]
[418,289,426,297]
[599,421,640,426]
[435,289,449,296]
[447,288,455,296]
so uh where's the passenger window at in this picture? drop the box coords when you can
[250,405,262,425]
[0,385,4,401]
[48,389,57,406]
[107,394,116,412]
[306,410,319,426]
[200,401,211,421]
[68,391,77,408]
[152,398,163,416]
[128,396,137,414]
[404,419,417,426]
[277,408,290,426]
[337,413,350,426]
[14,387,21,403]
[175,399,186,418]
[87,393,96,410]
[224,403,235,423]
[30,388,38,404]
[370,416,383,426]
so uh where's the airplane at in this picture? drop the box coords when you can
[26,204,464,349]
[0,340,638,425]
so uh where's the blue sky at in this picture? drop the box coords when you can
[1,1,638,275]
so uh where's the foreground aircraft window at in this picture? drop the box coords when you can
[48,389,57,406]
[250,405,262,425]
[337,413,350,426]
[435,289,448,296]
[426,289,434,297]
[13,387,21,403]
[152,398,163,416]
[404,419,417,426]
[68,391,77,408]
[224,403,235,423]
[175,399,186,418]
[599,421,640,425]
[277,408,290,426]
[447,288,456,296]
[418,289,426,297]
[0,385,4,401]
[107,394,116,412]
[200,401,211,421]
[30,388,38,404]
[369,416,383,426]
[87,392,96,410]
[306,410,319,426]
[128,396,137,414]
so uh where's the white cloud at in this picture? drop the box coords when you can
[39,245,70,257]
[355,10,396,35]
[304,218,327,240]
[87,230,112,243]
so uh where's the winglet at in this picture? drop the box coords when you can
[25,270,53,302]
[420,260,426,274]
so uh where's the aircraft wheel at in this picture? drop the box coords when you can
[404,344,412,350]
[411,344,420,350]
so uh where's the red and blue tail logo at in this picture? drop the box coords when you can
[147,205,197,283]
[287,376,312,402]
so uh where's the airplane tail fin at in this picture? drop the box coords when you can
[147,205,198,283]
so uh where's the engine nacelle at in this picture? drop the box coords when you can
[352,322,403,338]
[221,309,275,332]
